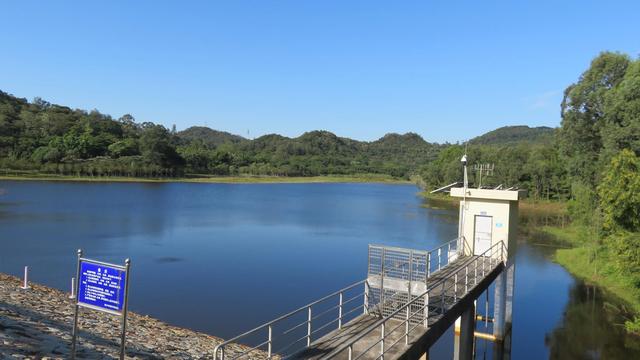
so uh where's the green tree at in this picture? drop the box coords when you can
[560,52,631,187]
[598,149,640,232]
[108,138,139,158]
[139,124,184,168]
[601,60,640,165]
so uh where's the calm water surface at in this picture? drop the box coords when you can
[0,181,638,359]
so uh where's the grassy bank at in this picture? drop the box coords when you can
[543,224,640,333]
[0,173,411,184]
[418,192,459,209]
[420,191,569,225]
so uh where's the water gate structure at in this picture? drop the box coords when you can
[214,188,521,360]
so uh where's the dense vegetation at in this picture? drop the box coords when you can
[178,130,441,177]
[0,92,443,179]
[544,52,640,332]
[468,125,554,146]
[0,89,553,186]
[417,131,566,200]
[0,95,184,177]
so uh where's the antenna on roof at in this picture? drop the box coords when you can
[473,163,495,188]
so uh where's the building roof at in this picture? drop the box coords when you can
[449,187,524,201]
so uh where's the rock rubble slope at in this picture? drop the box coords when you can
[0,274,268,359]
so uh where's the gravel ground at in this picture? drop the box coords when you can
[0,273,269,359]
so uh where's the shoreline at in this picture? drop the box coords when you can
[0,273,268,359]
[0,174,412,185]
[543,225,640,332]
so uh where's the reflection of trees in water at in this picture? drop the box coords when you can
[545,282,640,359]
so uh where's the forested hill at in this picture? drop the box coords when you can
[468,125,554,145]
[178,128,441,177]
[0,87,579,189]
[0,90,442,178]
[177,126,245,147]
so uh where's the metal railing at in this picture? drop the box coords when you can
[213,280,369,360]
[368,237,464,280]
[425,236,465,276]
[366,237,465,322]
[320,241,507,360]
[213,236,494,360]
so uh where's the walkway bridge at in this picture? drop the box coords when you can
[214,238,507,360]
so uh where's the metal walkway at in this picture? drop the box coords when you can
[214,238,506,360]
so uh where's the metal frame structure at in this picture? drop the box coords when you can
[366,237,463,322]
[213,280,369,360]
[213,237,475,360]
[320,240,507,360]
[70,249,131,360]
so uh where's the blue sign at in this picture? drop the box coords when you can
[78,261,126,313]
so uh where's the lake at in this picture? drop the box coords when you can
[0,180,638,359]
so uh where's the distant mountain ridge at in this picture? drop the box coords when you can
[468,125,555,145]
[178,125,556,148]
[176,127,440,177]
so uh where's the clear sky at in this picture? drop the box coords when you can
[2,1,639,143]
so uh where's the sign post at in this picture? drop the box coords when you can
[71,249,131,359]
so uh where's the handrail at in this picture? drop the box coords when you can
[215,238,505,360]
[213,279,368,359]
[428,236,464,274]
[369,237,461,257]
[319,241,506,360]
[370,236,463,279]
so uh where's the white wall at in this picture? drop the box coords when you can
[458,198,514,258]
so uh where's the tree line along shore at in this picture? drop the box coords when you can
[2,50,640,333]
[0,172,410,184]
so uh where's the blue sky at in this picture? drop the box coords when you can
[2,1,639,143]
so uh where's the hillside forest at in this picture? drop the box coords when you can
[0,88,562,192]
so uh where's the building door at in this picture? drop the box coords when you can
[474,215,493,255]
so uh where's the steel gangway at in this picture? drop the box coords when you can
[213,238,507,360]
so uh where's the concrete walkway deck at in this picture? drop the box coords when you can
[291,255,504,360]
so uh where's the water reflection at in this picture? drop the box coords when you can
[545,282,640,359]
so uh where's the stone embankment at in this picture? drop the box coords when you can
[0,273,266,359]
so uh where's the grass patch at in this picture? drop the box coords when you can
[555,246,640,314]
[539,224,587,247]
[418,192,459,209]
[519,200,568,220]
